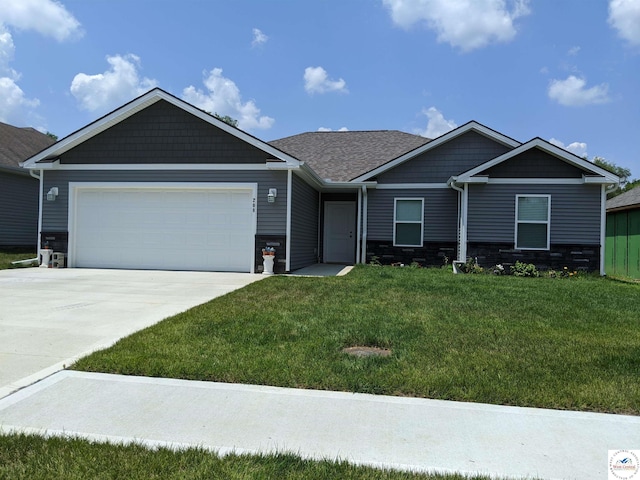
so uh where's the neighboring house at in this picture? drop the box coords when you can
[605,186,640,278]
[0,122,55,248]
[21,88,618,274]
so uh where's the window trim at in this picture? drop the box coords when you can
[393,197,424,247]
[515,194,551,250]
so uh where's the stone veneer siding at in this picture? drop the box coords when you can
[467,242,600,272]
[366,241,457,267]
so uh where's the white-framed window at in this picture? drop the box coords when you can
[515,195,550,250]
[394,198,424,247]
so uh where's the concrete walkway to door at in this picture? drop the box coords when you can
[0,268,262,398]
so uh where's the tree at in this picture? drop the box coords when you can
[45,131,58,141]
[592,156,635,198]
[213,113,238,127]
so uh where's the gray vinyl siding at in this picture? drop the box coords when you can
[467,184,602,244]
[376,131,512,184]
[0,170,38,247]
[41,169,288,235]
[482,148,586,178]
[367,188,458,242]
[58,100,271,165]
[290,175,319,270]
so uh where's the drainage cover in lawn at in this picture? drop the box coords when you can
[342,346,392,358]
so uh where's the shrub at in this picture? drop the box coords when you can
[511,261,539,277]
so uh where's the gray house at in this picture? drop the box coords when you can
[0,122,55,248]
[21,88,618,274]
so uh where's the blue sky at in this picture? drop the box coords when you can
[1,0,639,175]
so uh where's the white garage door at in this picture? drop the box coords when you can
[71,185,256,272]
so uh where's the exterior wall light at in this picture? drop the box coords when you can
[267,188,277,203]
[46,187,59,201]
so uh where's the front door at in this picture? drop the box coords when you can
[323,201,356,264]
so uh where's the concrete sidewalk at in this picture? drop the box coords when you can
[1,371,638,479]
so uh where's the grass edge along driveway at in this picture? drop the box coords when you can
[73,265,640,415]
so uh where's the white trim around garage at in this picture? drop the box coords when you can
[67,182,258,272]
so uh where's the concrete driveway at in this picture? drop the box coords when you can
[0,267,262,398]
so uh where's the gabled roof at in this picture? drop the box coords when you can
[21,88,301,168]
[454,137,620,184]
[269,130,430,182]
[350,121,521,182]
[0,122,55,173]
[607,185,640,212]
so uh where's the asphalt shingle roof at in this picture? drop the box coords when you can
[606,185,640,211]
[0,122,55,172]
[269,130,431,182]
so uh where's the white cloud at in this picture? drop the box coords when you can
[0,0,83,41]
[182,68,274,130]
[567,46,581,56]
[549,138,588,157]
[304,66,348,94]
[382,0,530,52]
[317,127,349,132]
[251,28,268,47]
[70,54,158,112]
[548,75,610,106]
[0,76,39,124]
[415,107,457,138]
[608,0,640,47]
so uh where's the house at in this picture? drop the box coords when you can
[0,122,55,248]
[605,186,640,278]
[21,88,618,274]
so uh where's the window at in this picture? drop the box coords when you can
[394,198,424,247]
[515,195,550,250]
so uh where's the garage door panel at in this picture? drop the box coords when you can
[73,187,255,272]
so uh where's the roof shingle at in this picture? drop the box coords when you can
[0,122,56,172]
[269,130,430,182]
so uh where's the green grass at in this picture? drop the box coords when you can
[0,433,496,480]
[0,248,37,270]
[73,265,640,415]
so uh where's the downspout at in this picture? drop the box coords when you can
[361,185,368,264]
[356,187,362,264]
[447,178,466,262]
[285,169,292,272]
[30,169,43,262]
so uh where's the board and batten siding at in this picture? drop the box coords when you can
[0,170,38,247]
[41,169,288,235]
[467,184,602,244]
[289,175,319,270]
[366,188,458,242]
[376,131,512,184]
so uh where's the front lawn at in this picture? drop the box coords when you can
[0,433,495,480]
[0,248,37,270]
[73,265,640,415]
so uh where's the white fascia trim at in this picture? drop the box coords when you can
[350,121,521,183]
[23,88,301,168]
[487,178,585,185]
[457,138,620,183]
[53,163,269,171]
[376,183,449,189]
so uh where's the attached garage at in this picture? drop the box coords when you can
[68,183,257,272]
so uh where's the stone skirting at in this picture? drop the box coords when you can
[466,242,600,272]
[366,241,457,267]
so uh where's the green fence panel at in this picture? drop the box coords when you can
[628,210,640,278]
[614,212,629,277]
[606,214,616,275]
